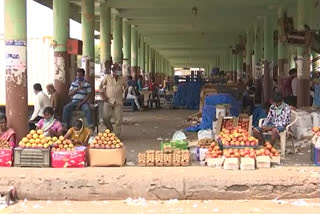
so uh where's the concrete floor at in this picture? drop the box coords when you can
[115,108,314,166]
[2,199,320,214]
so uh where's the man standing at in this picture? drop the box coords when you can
[29,83,51,130]
[46,83,62,119]
[99,64,128,136]
[62,68,94,128]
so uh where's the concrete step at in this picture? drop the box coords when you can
[0,167,318,200]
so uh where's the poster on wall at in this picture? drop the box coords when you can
[5,40,27,86]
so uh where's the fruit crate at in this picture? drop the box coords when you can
[14,148,50,167]
[311,143,320,166]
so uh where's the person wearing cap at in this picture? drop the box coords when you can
[99,63,128,136]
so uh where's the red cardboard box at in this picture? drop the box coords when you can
[0,149,13,167]
[51,150,86,168]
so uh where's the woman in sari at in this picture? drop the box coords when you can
[64,119,91,146]
[0,114,16,147]
[36,107,63,137]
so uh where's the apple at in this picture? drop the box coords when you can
[312,127,319,133]
[256,151,262,156]
[249,152,255,158]
[264,150,271,156]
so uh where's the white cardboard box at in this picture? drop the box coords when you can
[223,158,239,170]
[240,157,255,170]
[256,156,271,169]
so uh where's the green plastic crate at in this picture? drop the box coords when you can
[14,148,50,167]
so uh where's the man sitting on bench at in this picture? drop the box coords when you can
[62,68,94,129]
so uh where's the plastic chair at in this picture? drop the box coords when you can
[258,110,298,158]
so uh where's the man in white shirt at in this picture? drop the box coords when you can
[29,83,51,130]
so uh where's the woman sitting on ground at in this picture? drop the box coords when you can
[0,113,16,147]
[64,119,91,146]
[36,107,63,137]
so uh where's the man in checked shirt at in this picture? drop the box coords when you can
[253,92,291,146]
[99,64,128,136]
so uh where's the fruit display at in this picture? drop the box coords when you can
[223,148,255,158]
[138,152,147,166]
[219,126,258,147]
[222,119,233,129]
[162,143,172,153]
[0,141,12,149]
[312,127,320,136]
[238,118,249,130]
[51,136,75,152]
[255,142,279,157]
[155,151,164,166]
[138,150,190,167]
[198,138,216,149]
[161,141,188,152]
[89,129,124,149]
[206,141,223,159]
[18,129,51,149]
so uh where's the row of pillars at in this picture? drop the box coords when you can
[4,0,174,140]
[211,0,315,108]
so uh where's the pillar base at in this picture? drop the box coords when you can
[297,78,311,108]
[263,60,273,105]
[254,78,263,104]
[278,59,289,97]
[54,52,70,117]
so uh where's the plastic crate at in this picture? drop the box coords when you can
[311,144,320,166]
[14,148,50,167]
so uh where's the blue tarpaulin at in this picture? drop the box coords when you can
[185,94,240,132]
[252,105,267,127]
[173,82,202,110]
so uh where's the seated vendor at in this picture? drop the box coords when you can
[64,119,91,146]
[253,92,291,146]
[0,113,16,148]
[37,107,63,137]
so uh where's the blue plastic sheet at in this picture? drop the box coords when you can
[252,105,267,127]
[173,82,202,110]
[185,94,240,132]
[314,84,320,107]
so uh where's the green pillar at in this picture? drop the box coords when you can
[131,26,138,78]
[149,46,153,73]
[297,0,312,107]
[4,0,28,140]
[232,52,237,81]
[100,1,111,74]
[263,15,274,104]
[145,44,149,73]
[112,13,122,64]
[122,19,131,76]
[237,52,243,81]
[140,39,145,74]
[246,27,253,80]
[53,0,70,113]
[278,7,289,85]
[81,0,95,101]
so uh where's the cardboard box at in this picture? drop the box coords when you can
[240,157,255,170]
[223,158,239,170]
[234,114,253,135]
[270,156,281,165]
[51,150,86,168]
[0,149,13,167]
[89,147,125,167]
[215,115,237,136]
[207,157,224,168]
[256,156,271,169]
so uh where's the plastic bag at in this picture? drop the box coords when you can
[172,130,187,141]
[198,129,214,140]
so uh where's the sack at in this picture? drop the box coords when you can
[198,129,214,140]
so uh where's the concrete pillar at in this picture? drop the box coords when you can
[237,53,243,81]
[277,8,289,96]
[246,27,253,81]
[53,0,70,116]
[100,1,111,74]
[263,15,274,104]
[81,0,95,101]
[297,0,312,107]
[112,13,122,64]
[149,46,153,73]
[122,19,131,76]
[4,0,28,140]
[254,19,263,103]
[130,26,138,78]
